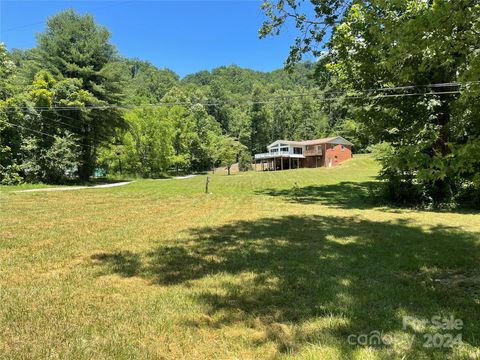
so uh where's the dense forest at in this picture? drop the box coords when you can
[1,0,479,208]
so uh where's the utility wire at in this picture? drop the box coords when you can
[38,110,116,143]
[2,122,100,150]
[3,122,82,146]
[0,89,465,146]
[0,83,470,111]
[1,1,135,33]
[1,113,116,146]
[341,90,462,99]
[0,108,102,150]
[4,122,59,140]
[38,110,80,131]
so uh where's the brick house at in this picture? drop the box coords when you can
[254,136,353,171]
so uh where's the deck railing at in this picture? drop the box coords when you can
[304,148,323,156]
[254,153,270,159]
[254,151,291,159]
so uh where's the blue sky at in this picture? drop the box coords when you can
[0,0,311,77]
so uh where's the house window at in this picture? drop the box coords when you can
[293,147,303,154]
[270,148,278,153]
[280,147,289,152]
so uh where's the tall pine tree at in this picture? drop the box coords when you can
[37,9,125,180]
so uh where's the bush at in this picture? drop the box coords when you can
[19,133,80,184]
[455,180,480,210]
[238,150,252,172]
[0,164,23,185]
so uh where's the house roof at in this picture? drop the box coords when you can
[267,140,304,147]
[267,136,353,148]
[300,137,338,145]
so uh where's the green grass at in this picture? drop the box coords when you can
[1,157,479,359]
[0,178,133,193]
[0,182,58,192]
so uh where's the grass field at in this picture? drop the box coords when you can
[1,157,479,359]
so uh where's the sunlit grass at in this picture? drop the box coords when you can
[1,157,479,359]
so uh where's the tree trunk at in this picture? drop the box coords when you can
[429,81,455,202]
[78,148,92,182]
[78,131,92,182]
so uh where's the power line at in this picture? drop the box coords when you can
[342,90,462,99]
[0,106,78,130]
[224,89,464,105]
[51,110,119,143]
[5,122,73,141]
[0,109,100,150]
[0,88,467,147]
[0,82,471,111]
[1,1,135,33]
[1,110,117,146]
[38,110,80,131]
[4,122,58,139]
[3,122,101,150]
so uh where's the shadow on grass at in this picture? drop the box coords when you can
[255,181,383,209]
[91,251,141,277]
[92,215,480,357]
[257,181,480,214]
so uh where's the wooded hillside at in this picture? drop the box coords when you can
[0,10,359,185]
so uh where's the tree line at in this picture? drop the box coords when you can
[0,10,358,185]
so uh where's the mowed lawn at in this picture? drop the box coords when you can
[1,157,479,360]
